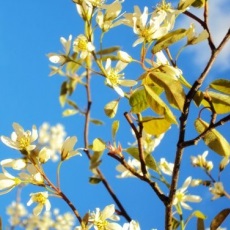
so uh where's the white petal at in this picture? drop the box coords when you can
[113,86,124,97]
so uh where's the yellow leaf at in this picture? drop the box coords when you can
[194,118,230,157]
[112,120,119,140]
[209,79,230,95]
[62,109,78,116]
[142,117,171,135]
[92,138,106,152]
[104,100,119,118]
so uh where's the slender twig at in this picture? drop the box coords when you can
[165,28,230,230]
[108,152,168,205]
[124,112,148,176]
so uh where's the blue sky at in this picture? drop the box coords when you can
[0,0,230,229]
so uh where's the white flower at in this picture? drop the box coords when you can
[38,147,51,164]
[1,123,38,152]
[158,158,174,176]
[0,169,21,195]
[219,157,229,171]
[123,220,140,230]
[209,182,225,200]
[19,164,44,185]
[73,34,95,59]
[117,51,133,63]
[116,158,142,178]
[48,53,66,64]
[96,0,123,32]
[85,0,105,7]
[7,201,27,225]
[60,35,72,55]
[89,204,122,230]
[173,177,202,210]
[27,191,51,216]
[61,136,81,161]
[105,58,137,97]
[191,150,213,171]
[1,158,26,170]
[123,6,170,47]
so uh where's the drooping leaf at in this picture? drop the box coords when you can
[96,46,120,55]
[144,85,177,124]
[142,117,171,135]
[92,138,106,152]
[62,109,78,116]
[202,91,230,114]
[89,177,102,184]
[194,118,230,157]
[129,88,149,113]
[59,81,68,107]
[104,100,119,118]
[152,29,189,54]
[112,120,119,140]
[209,79,230,95]
[210,209,230,230]
[148,71,186,111]
[90,119,104,125]
[90,151,103,169]
[66,99,79,110]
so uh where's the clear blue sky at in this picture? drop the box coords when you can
[0,0,229,229]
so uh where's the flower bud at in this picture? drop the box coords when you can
[117,51,132,63]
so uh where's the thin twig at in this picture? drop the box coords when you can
[108,152,168,205]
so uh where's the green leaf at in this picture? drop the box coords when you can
[62,109,78,116]
[144,85,177,124]
[59,81,68,107]
[92,138,106,152]
[202,91,230,114]
[89,177,102,184]
[125,147,159,172]
[148,71,186,111]
[112,120,119,140]
[194,118,230,157]
[129,88,149,113]
[90,119,104,125]
[210,209,230,230]
[96,46,120,55]
[209,79,230,95]
[178,0,196,10]
[104,100,119,118]
[142,117,171,135]
[90,151,103,169]
[192,0,205,8]
[171,217,180,229]
[66,99,79,110]
[152,29,189,54]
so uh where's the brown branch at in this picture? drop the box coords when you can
[108,152,168,205]
[183,10,216,51]
[124,112,148,176]
[165,28,230,230]
[183,114,230,147]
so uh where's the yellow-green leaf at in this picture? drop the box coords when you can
[112,120,119,140]
[194,118,230,157]
[144,85,177,124]
[89,177,102,184]
[178,0,196,10]
[90,119,104,125]
[129,88,149,113]
[209,79,230,95]
[104,100,119,118]
[142,117,171,135]
[192,0,205,8]
[59,81,68,107]
[67,99,79,110]
[149,72,186,111]
[92,138,106,152]
[202,91,230,114]
[210,208,230,230]
[96,46,120,55]
[152,29,189,54]
[62,109,78,116]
